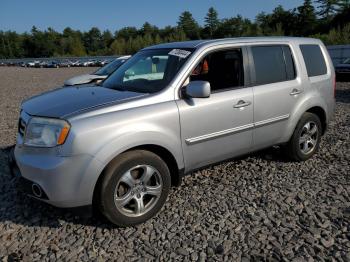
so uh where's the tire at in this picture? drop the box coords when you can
[286,112,322,161]
[99,150,171,226]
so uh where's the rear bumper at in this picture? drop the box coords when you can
[11,145,103,208]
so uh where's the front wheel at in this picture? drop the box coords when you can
[285,112,322,161]
[99,150,171,226]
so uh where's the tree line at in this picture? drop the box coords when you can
[0,0,349,59]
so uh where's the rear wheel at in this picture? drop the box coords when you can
[286,112,322,161]
[99,150,171,226]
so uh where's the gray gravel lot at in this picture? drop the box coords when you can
[0,67,349,261]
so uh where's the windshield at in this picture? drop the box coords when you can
[342,58,350,64]
[95,58,127,76]
[103,48,193,93]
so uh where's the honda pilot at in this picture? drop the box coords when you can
[9,37,335,226]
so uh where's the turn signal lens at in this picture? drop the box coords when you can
[57,126,70,145]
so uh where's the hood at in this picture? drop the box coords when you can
[22,85,146,118]
[64,74,107,86]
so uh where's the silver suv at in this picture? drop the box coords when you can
[10,37,335,226]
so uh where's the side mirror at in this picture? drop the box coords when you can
[185,81,211,98]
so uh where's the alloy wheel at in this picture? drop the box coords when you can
[114,165,163,217]
[299,121,318,155]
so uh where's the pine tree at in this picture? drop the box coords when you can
[204,7,219,38]
[337,0,350,10]
[297,0,317,35]
[316,0,339,20]
[177,11,200,40]
[0,32,6,58]
[102,30,113,49]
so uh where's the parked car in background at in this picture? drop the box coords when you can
[35,61,48,68]
[58,60,72,68]
[70,60,80,67]
[64,56,130,86]
[45,61,60,68]
[10,37,335,226]
[335,58,350,78]
[25,61,37,67]
[82,60,95,67]
[98,59,111,66]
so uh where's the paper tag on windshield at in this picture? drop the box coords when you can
[168,49,191,58]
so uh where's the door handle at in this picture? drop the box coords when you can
[290,89,302,96]
[234,100,251,109]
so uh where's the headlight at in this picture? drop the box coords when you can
[24,117,70,147]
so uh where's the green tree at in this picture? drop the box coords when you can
[177,11,200,40]
[0,32,6,58]
[0,31,25,58]
[115,27,138,40]
[215,15,252,37]
[204,7,220,38]
[297,0,318,35]
[59,27,86,56]
[316,0,339,20]
[256,6,296,36]
[110,38,126,55]
[270,6,297,35]
[141,22,158,37]
[21,26,56,57]
[102,30,113,48]
[256,12,272,35]
[83,27,103,54]
[337,0,350,10]
[2,2,350,59]
[331,4,350,27]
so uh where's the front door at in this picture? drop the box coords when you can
[176,47,254,172]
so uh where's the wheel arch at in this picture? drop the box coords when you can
[284,94,329,143]
[92,143,183,209]
[305,106,327,135]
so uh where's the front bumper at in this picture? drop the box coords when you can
[11,145,103,208]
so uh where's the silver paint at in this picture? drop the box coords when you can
[14,37,335,208]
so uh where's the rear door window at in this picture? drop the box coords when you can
[300,45,327,77]
[251,45,296,85]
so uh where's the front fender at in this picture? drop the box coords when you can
[94,130,184,169]
[78,130,183,205]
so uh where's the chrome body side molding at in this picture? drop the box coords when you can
[185,114,290,145]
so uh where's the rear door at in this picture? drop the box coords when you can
[248,44,303,150]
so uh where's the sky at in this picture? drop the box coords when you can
[0,0,304,33]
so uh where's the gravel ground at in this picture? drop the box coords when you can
[0,67,349,261]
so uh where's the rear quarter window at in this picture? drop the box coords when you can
[300,44,327,77]
[251,45,296,85]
